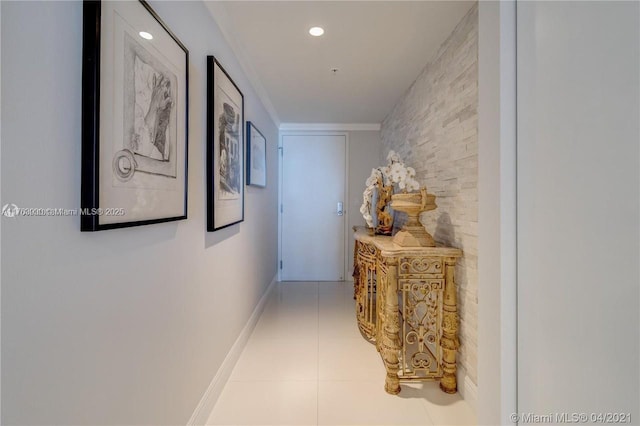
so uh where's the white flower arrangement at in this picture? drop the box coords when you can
[381,151,420,192]
[360,150,421,228]
[359,185,377,228]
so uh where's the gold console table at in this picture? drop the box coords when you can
[352,227,462,395]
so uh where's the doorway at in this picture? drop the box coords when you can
[279,133,347,281]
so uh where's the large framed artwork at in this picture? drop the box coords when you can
[246,122,267,188]
[207,56,245,231]
[81,0,189,231]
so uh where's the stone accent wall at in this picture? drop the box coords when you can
[381,4,478,386]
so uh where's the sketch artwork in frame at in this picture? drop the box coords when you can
[207,56,245,231]
[81,0,189,231]
[246,122,267,188]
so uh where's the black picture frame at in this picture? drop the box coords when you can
[246,122,267,188]
[207,56,245,231]
[81,0,189,231]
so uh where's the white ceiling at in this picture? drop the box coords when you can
[207,1,475,125]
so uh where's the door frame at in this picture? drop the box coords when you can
[477,0,518,424]
[277,130,350,282]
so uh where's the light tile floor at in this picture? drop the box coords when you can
[207,281,476,426]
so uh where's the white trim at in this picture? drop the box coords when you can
[464,375,479,415]
[279,123,381,132]
[498,2,518,422]
[186,276,277,426]
[277,133,283,282]
[477,1,518,424]
[343,133,351,282]
[203,2,281,127]
[456,366,478,417]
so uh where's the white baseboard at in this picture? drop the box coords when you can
[457,366,478,415]
[186,275,278,426]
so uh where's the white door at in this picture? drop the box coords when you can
[280,134,346,281]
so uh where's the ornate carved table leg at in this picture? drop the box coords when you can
[380,257,401,394]
[375,253,387,353]
[440,257,460,393]
[352,240,360,300]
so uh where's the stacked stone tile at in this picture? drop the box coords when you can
[380,4,478,388]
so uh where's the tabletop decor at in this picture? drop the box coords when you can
[360,150,420,236]
[391,188,437,247]
[207,56,244,231]
[81,0,189,231]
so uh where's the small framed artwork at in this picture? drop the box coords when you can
[81,0,189,231]
[207,56,245,231]
[246,122,267,187]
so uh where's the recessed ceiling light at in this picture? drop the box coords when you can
[139,31,153,40]
[309,27,324,37]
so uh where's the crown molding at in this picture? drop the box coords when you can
[279,123,381,132]
[204,2,281,128]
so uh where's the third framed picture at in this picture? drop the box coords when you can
[246,122,266,188]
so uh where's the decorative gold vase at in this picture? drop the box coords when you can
[390,187,437,247]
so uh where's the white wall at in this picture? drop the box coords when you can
[347,131,382,277]
[517,1,639,421]
[0,1,3,420]
[1,1,278,424]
